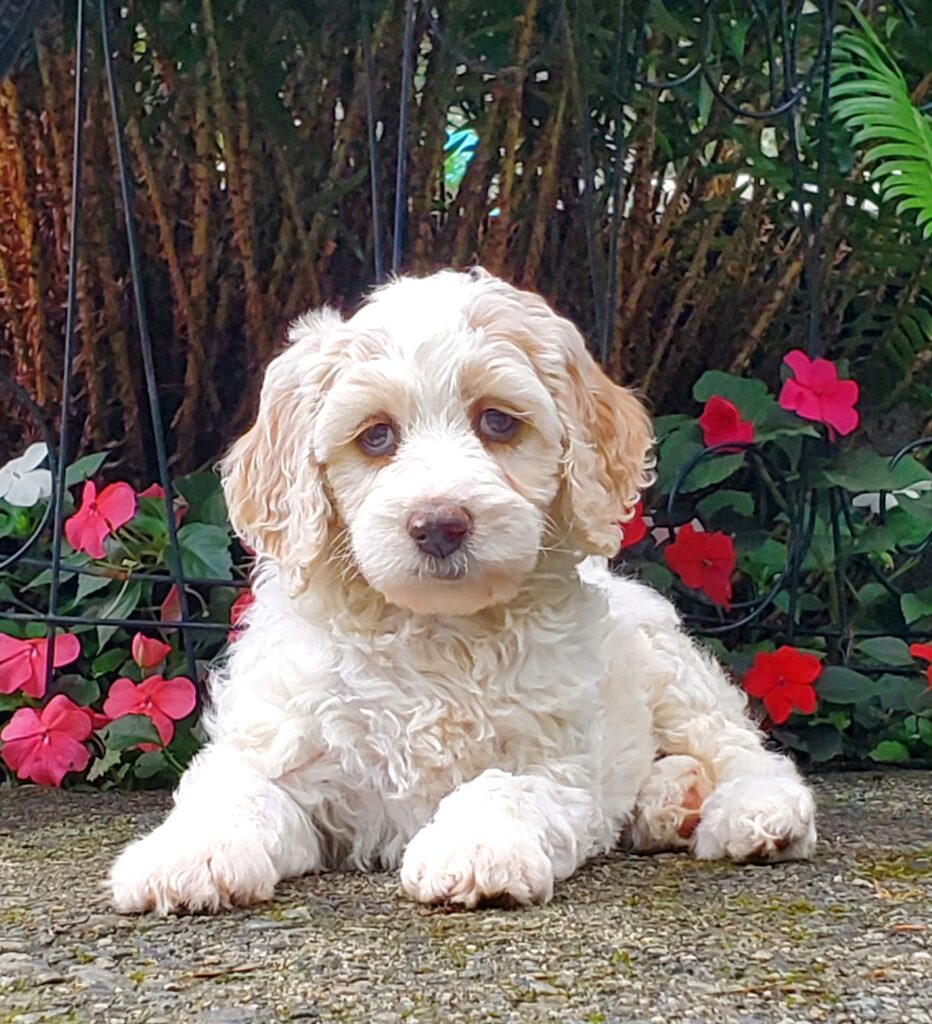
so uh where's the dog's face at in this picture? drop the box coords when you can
[222,270,653,615]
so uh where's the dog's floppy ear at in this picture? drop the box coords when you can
[554,326,654,555]
[221,309,342,592]
[468,279,653,556]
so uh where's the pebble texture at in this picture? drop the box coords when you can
[1,772,930,1024]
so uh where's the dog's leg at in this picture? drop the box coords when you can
[400,768,599,907]
[109,743,320,914]
[641,631,817,862]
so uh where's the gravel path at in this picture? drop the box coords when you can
[1,772,930,1024]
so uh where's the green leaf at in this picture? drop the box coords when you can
[55,675,100,706]
[817,666,876,703]
[814,452,928,493]
[692,371,773,423]
[696,490,754,521]
[92,648,130,678]
[178,523,233,580]
[877,674,932,715]
[855,636,915,667]
[65,452,109,488]
[902,587,932,625]
[868,740,910,764]
[102,714,161,750]
[133,751,171,779]
[801,724,844,763]
[0,693,26,712]
[918,718,932,748]
[95,580,143,648]
[636,563,674,592]
[76,573,116,601]
[86,748,124,782]
[174,472,228,526]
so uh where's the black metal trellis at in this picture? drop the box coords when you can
[0,0,929,705]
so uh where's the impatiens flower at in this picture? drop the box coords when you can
[618,502,648,550]
[909,644,932,690]
[0,632,81,699]
[698,397,754,449]
[131,633,172,670]
[0,442,52,507]
[138,483,186,525]
[103,675,197,749]
[228,589,255,642]
[664,523,736,609]
[742,646,821,724]
[1,695,92,786]
[778,350,859,438]
[160,585,182,623]
[64,481,136,559]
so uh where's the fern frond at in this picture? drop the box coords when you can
[832,8,932,240]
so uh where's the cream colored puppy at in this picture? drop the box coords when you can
[109,269,816,914]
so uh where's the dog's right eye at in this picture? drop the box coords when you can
[358,422,398,457]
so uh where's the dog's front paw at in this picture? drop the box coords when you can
[109,820,278,915]
[400,820,554,908]
[693,776,817,862]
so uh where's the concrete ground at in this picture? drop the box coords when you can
[1,772,930,1024]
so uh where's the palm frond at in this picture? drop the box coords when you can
[832,8,932,239]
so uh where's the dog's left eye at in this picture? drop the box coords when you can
[358,422,398,457]
[476,408,520,443]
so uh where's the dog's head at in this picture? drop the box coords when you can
[222,269,653,615]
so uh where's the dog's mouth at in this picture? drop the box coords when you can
[417,550,470,581]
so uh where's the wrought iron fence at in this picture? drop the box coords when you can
[0,0,929,702]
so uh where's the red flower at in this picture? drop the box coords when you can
[103,675,197,749]
[909,643,932,689]
[64,481,136,559]
[138,483,186,526]
[618,503,648,551]
[778,350,859,438]
[0,633,81,699]
[698,396,754,448]
[664,524,736,609]
[228,590,255,642]
[1,695,92,786]
[741,646,821,725]
[160,585,182,623]
[131,633,172,671]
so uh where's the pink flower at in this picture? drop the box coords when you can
[227,590,255,642]
[131,633,172,671]
[618,502,648,550]
[778,350,859,438]
[1,695,92,786]
[698,396,754,448]
[0,633,81,699]
[741,646,821,725]
[103,675,196,748]
[160,585,182,623]
[64,481,136,559]
[138,483,186,525]
[664,524,736,609]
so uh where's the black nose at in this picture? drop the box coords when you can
[407,505,471,559]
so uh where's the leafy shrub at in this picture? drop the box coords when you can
[0,455,247,788]
[1,352,930,789]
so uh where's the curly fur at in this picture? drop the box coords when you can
[109,269,816,915]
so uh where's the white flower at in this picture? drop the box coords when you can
[852,480,932,515]
[0,443,52,507]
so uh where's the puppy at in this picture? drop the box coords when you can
[109,269,816,914]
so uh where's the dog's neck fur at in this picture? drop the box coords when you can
[269,543,595,644]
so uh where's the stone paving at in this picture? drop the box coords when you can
[1,772,930,1024]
